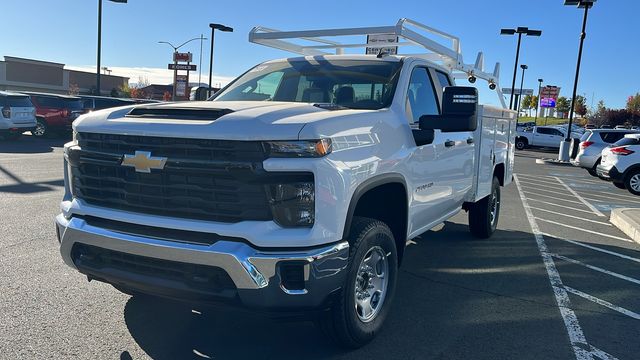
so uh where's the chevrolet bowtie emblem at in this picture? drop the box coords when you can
[121,151,167,173]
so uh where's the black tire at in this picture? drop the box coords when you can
[31,118,48,138]
[320,217,398,349]
[468,176,501,239]
[587,159,601,177]
[613,182,626,190]
[515,138,527,150]
[624,169,640,195]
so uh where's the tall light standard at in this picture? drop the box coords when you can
[517,65,528,121]
[500,27,542,110]
[559,0,597,162]
[97,0,127,96]
[208,23,234,98]
[158,37,202,101]
[535,78,543,125]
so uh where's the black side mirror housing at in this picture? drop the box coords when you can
[419,86,478,132]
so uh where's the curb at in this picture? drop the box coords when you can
[535,158,573,166]
[610,208,640,245]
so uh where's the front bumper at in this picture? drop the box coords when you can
[55,214,349,310]
[596,165,623,182]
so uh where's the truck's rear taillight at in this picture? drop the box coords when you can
[580,141,594,149]
[610,146,634,156]
[62,109,69,118]
[1,106,10,118]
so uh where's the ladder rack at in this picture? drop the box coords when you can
[249,18,507,108]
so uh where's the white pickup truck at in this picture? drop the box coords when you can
[55,19,516,348]
[516,125,582,150]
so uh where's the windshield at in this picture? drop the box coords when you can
[212,59,402,110]
[4,96,33,107]
[64,99,84,111]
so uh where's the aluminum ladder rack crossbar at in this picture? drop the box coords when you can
[249,18,506,108]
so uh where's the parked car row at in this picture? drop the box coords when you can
[0,91,161,139]
[572,129,640,195]
[515,125,583,150]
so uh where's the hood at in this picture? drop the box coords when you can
[73,101,359,141]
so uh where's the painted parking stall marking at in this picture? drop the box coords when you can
[515,173,640,360]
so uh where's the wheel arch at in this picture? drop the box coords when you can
[343,173,409,264]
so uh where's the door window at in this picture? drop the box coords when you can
[405,67,439,124]
[435,70,452,88]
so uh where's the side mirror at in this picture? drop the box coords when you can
[419,86,478,132]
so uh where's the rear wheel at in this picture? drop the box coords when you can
[319,217,398,349]
[31,118,48,137]
[624,169,640,195]
[587,159,601,177]
[468,176,501,239]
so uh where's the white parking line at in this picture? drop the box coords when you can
[535,218,632,243]
[522,185,582,199]
[540,233,640,264]
[528,199,599,214]
[516,176,563,187]
[552,253,640,285]
[529,207,611,226]
[581,196,640,205]
[564,286,640,320]
[553,177,605,217]
[575,190,640,204]
[523,191,584,204]
[513,175,592,360]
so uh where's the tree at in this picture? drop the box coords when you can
[119,83,131,98]
[521,94,533,115]
[556,96,570,117]
[110,88,119,97]
[627,93,640,114]
[162,91,171,102]
[587,100,607,126]
[573,95,588,117]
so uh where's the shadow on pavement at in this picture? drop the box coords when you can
[0,135,68,154]
[121,222,574,360]
[0,164,63,194]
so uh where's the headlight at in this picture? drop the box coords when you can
[268,182,315,227]
[265,139,332,158]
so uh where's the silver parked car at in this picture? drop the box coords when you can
[572,129,639,176]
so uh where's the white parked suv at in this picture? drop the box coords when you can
[597,133,640,194]
[55,19,516,347]
[0,91,36,140]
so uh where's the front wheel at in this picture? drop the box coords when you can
[468,176,501,239]
[515,138,527,150]
[624,169,640,195]
[31,118,48,137]
[320,217,398,349]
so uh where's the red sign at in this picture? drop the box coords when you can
[173,52,192,62]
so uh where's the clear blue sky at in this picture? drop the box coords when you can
[0,0,637,109]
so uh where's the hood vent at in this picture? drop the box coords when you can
[125,107,233,121]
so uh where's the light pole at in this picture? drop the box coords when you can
[197,34,208,86]
[559,0,596,162]
[517,65,528,121]
[97,0,127,96]
[208,23,234,98]
[535,78,543,125]
[500,27,542,110]
[158,37,202,101]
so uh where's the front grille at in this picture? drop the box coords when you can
[71,243,237,295]
[77,132,267,162]
[70,132,273,223]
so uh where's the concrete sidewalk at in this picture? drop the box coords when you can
[610,208,640,244]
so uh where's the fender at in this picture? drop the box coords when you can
[342,173,408,240]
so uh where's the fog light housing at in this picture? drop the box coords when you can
[268,182,315,227]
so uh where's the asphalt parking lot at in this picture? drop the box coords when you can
[1,138,639,360]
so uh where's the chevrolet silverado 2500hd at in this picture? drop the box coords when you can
[56,19,516,348]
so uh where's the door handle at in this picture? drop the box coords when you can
[466,138,474,144]
[444,140,455,147]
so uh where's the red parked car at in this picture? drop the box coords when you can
[24,92,85,137]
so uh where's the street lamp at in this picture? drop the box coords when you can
[535,78,543,125]
[208,23,234,98]
[500,27,542,110]
[517,64,528,121]
[97,0,127,96]
[158,37,202,101]
[559,0,597,162]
